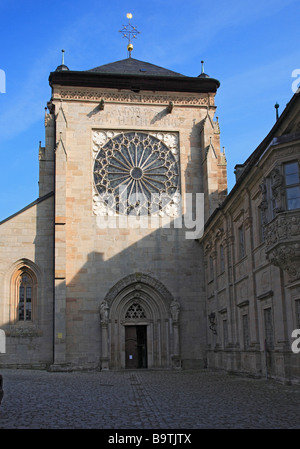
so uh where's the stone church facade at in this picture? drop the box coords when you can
[0,55,299,382]
[0,57,226,371]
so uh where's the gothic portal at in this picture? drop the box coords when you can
[99,273,180,370]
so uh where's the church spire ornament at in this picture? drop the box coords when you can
[119,13,140,58]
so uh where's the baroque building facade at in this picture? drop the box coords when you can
[0,54,299,382]
[201,91,300,382]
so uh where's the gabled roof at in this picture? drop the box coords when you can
[88,58,185,77]
[0,192,54,225]
[234,90,300,179]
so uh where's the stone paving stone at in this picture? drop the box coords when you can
[0,369,299,429]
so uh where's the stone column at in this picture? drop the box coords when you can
[99,301,110,370]
[170,299,181,368]
[51,103,68,371]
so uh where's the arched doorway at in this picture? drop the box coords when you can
[124,303,147,369]
[99,273,181,370]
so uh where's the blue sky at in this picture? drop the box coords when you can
[0,0,299,221]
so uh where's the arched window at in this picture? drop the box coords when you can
[12,267,37,323]
[18,272,33,321]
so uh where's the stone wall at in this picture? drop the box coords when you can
[50,86,224,370]
[0,195,54,367]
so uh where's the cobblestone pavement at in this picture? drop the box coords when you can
[0,368,299,429]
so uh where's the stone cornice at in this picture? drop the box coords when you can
[49,70,220,94]
[52,87,213,107]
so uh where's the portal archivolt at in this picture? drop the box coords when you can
[99,273,181,370]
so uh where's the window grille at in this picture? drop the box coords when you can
[18,273,33,321]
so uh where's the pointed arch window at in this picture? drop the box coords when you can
[18,273,33,321]
[12,268,37,323]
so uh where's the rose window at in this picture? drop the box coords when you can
[93,131,179,216]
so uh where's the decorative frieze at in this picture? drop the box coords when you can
[53,89,211,106]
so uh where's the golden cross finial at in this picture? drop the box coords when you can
[119,13,140,58]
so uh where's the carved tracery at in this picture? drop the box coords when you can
[125,303,146,319]
[92,130,180,217]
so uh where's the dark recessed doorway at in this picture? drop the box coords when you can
[125,325,147,369]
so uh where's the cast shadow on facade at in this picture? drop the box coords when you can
[51,214,206,372]
[0,192,54,368]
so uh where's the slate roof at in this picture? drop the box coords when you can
[88,58,185,77]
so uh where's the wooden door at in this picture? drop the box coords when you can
[125,326,138,369]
